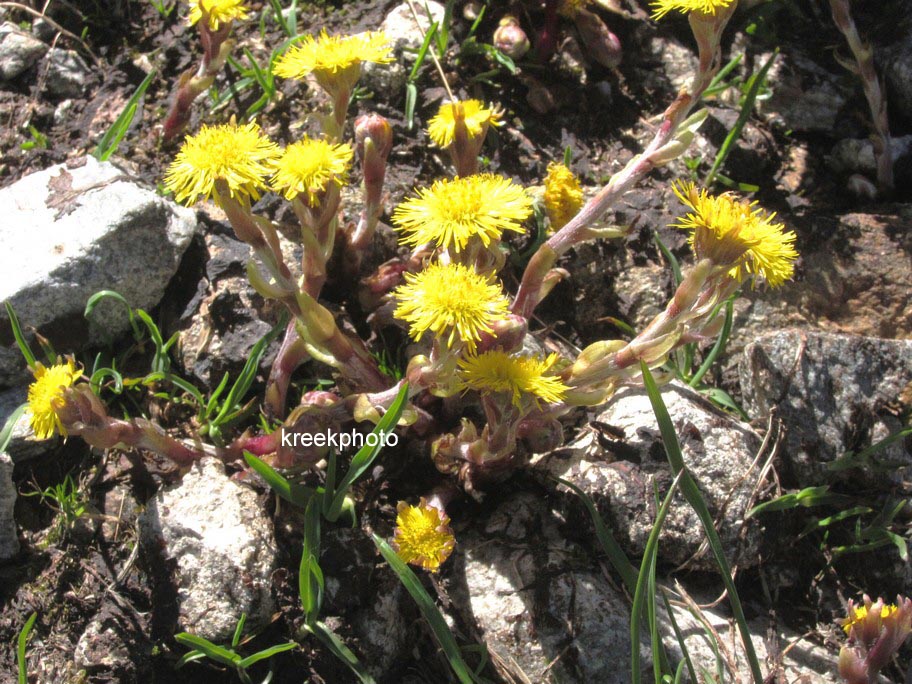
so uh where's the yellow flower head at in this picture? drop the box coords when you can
[671,180,797,287]
[543,162,584,231]
[27,360,80,440]
[558,0,590,18]
[270,137,354,205]
[393,262,511,353]
[164,122,280,206]
[650,0,734,20]
[274,30,393,94]
[841,602,899,635]
[392,498,455,572]
[458,351,568,408]
[187,0,249,30]
[392,174,532,253]
[427,99,502,149]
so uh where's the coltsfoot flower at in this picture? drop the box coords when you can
[392,498,455,572]
[393,262,511,352]
[392,174,532,252]
[164,122,280,205]
[838,595,912,684]
[650,0,735,20]
[187,0,249,30]
[274,30,392,94]
[427,99,501,149]
[270,137,354,204]
[543,162,584,231]
[670,180,798,287]
[27,360,80,440]
[458,351,568,407]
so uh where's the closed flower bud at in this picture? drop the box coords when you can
[494,16,530,60]
[574,8,622,68]
[354,112,393,162]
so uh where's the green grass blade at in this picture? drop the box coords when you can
[174,633,240,667]
[554,476,638,592]
[373,534,477,684]
[325,383,409,521]
[660,589,698,684]
[244,452,319,508]
[299,496,323,622]
[654,234,682,286]
[237,642,297,669]
[630,474,681,684]
[1,404,27,453]
[304,621,376,684]
[704,50,778,187]
[231,612,247,649]
[688,298,734,388]
[5,302,36,369]
[93,69,156,161]
[640,362,763,684]
[17,612,37,684]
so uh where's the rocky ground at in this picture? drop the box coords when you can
[0,0,911,682]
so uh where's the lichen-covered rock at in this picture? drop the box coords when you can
[138,458,277,642]
[0,156,198,387]
[538,382,763,569]
[0,22,47,80]
[44,48,91,97]
[740,330,912,485]
[451,491,642,683]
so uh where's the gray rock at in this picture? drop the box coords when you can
[452,491,644,683]
[380,2,445,55]
[361,59,407,97]
[740,330,912,485]
[0,22,48,80]
[0,452,17,559]
[138,458,277,642]
[761,52,854,133]
[538,382,763,569]
[661,593,849,683]
[174,230,284,387]
[828,135,912,177]
[883,40,912,123]
[45,48,91,97]
[0,156,198,387]
[642,36,698,93]
[73,603,152,677]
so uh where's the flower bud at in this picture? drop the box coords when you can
[494,16,530,60]
[574,9,622,68]
[354,112,393,162]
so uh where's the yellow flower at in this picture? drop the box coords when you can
[543,162,584,231]
[187,0,249,30]
[392,174,532,252]
[458,351,568,408]
[842,603,899,635]
[558,0,590,18]
[393,262,511,352]
[392,498,455,572]
[427,99,501,149]
[274,30,393,94]
[164,122,280,206]
[670,180,797,287]
[27,360,80,440]
[650,0,734,20]
[270,137,354,205]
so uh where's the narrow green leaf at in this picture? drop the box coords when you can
[325,382,409,522]
[174,633,240,667]
[1,404,27,453]
[305,621,376,684]
[630,474,681,684]
[5,302,36,368]
[373,535,477,683]
[299,497,323,622]
[689,298,734,387]
[660,589,698,684]
[232,613,247,649]
[640,363,763,684]
[17,612,37,684]
[244,452,319,508]
[93,69,156,161]
[237,642,297,669]
[554,476,638,592]
[654,234,682,286]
